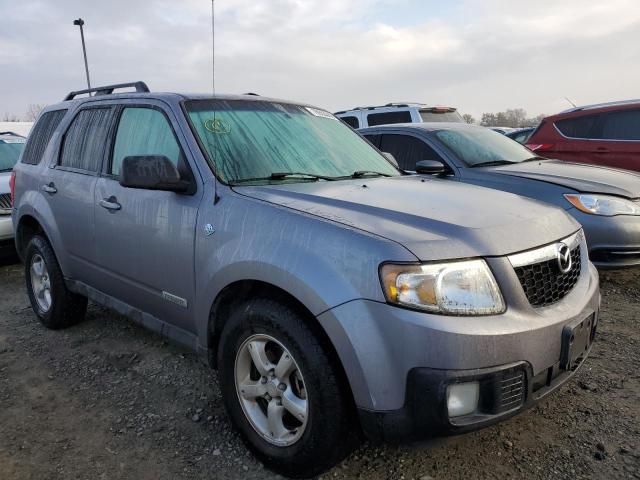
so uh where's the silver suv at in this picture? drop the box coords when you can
[12,82,599,478]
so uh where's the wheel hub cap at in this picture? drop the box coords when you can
[234,334,309,447]
[30,254,52,312]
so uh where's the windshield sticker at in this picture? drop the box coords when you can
[203,118,231,134]
[0,139,26,144]
[305,107,337,120]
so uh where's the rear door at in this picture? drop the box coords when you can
[593,108,640,171]
[43,106,115,280]
[92,102,201,330]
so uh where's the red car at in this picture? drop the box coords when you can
[526,100,640,172]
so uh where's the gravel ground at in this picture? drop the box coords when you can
[0,256,638,480]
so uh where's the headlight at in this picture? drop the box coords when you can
[564,194,640,216]
[380,259,505,315]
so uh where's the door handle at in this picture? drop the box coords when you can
[594,147,610,153]
[99,197,121,211]
[41,183,57,194]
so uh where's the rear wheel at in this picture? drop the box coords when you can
[24,235,87,329]
[218,297,354,478]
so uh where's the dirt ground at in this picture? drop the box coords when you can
[0,255,638,480]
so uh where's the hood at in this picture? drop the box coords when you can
[486,160,640,198]
[233,175,578,262]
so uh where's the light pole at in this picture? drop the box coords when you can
[73,18,91,89]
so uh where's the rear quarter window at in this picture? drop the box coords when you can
[340,116,360,129]
[367,111,412,126]
[21,109,68,165]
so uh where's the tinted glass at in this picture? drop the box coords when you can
[555,114,598,138]
[419,110,464,123]
[599,109,640,140]
[367,111,412,126]
[0,136,25,171]
[434,127,534,166]
[340,116,359,129]
[21,109,67,165]
[378,134,443,171]
[186,100,399,184]
[112,108,182,175]
[60,108,113,172]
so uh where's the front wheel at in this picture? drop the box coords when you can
[218,297,354,478]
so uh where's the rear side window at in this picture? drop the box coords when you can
[599,109,640,140]
[340,116,359,129]
[379,134,444,171]
[555,114,598,139]
[367,111,412,127]
[111,107,183,176]
[21,109,67,165]
[60,108,113,172]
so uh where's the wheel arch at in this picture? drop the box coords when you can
[207,279,359,419]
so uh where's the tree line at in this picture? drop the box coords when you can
[462,109,545,128]
[2,104,46,122]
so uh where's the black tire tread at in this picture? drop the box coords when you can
[25,235,87,329]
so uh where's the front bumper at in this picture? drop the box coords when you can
[317,253,600,440]
[572,209,640,268]
[0,214,14,242]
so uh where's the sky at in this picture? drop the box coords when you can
[1,0,639,120]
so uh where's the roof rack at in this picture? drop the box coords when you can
[64,81,150,101]
[335,102,427,114]
[561,98,640,114]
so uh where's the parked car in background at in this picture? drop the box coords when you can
[0,131,26,255]
[360,123,640,268]
[506,127,535,144]
[335,102,462,129]
[489,127,516,135]
[12,82,600,477]
[526,100,640,172]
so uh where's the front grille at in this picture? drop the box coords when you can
[514,246,581,307]
[497,370,525,413]
[0,193,11,214]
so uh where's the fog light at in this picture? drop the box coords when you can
[447,382,479,418]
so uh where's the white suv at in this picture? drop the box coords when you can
[334,102,463,129]
[0,131,26,253]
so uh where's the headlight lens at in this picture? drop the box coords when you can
[380,259,505,315]
[564,194,640,216]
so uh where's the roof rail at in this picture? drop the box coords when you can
[335,102,427,114]
[560,98,640,114]
[64,81,150,101]
[0,131,25,138]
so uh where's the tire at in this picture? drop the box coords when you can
[24,235,87,329]
[217,297,354,478]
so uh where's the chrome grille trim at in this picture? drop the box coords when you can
[508,230,583,268]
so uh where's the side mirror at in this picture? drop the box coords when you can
[415,160,446,175]
[382,152,399,168]
[119,155,190,192]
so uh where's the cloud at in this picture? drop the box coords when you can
[1,0,639,118]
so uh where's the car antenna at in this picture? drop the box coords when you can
[211,0,222,204]
[564,96,577,108]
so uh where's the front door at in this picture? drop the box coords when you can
[92,104,202,331]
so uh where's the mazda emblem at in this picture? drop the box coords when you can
[556,243,572,273]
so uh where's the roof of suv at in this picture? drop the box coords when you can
[335,103,457,115]
[55,81,318,111]
[553,99,640,119]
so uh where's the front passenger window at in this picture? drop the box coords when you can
[111,107,182,176]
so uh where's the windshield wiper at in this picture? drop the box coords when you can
[522,156,548,162]
[351,170,392,178]
[230,172,338,184]
[0,168,14,173]
[471,160,518,167]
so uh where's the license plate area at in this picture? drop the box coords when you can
[560,313,596,371]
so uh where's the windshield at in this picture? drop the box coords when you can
[0,137,26,171]
[419,110,463,123]
[185,99,399,184]
[434,127,536,166]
